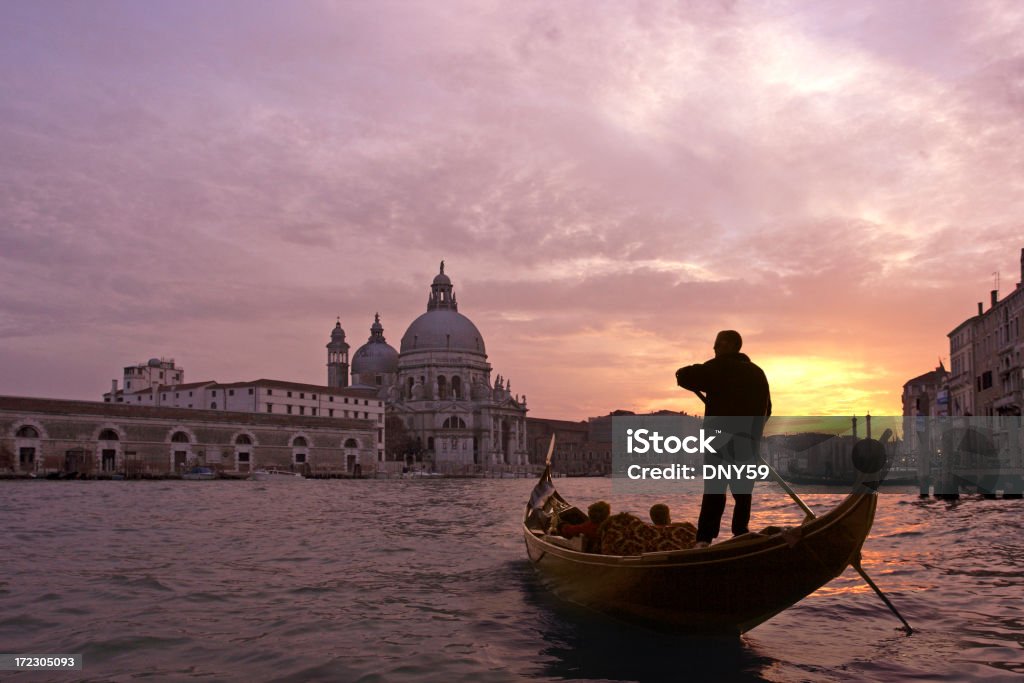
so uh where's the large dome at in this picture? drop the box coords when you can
[400,309,486,355]
[399,262,486,356]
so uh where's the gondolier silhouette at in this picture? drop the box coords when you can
[676,330,771,546]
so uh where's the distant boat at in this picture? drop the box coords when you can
[182,466,217,480]
[250,468,304,481]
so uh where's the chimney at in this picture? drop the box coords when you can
[991,289,998,307]
[978,302,983,316]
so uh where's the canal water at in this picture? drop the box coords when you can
[0,478,1021,681]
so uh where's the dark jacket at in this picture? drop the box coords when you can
[675,352,772,420]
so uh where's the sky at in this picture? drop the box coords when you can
[1,1,1023,421]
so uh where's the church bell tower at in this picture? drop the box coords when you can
[327,319,350,387]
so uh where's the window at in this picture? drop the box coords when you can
[344,438,358,448]
[329,396,334,403]
[126,381,131,388]
[364,400,368,406]
[189,391,193,397]
[287,405,293,414]
[236,434,252,445]
[161,393,166,400]
[299,406,305,415]
[312,394,317,400]
[982,371,993,390]
[288,391,293,398]
[171,431,190,443]
[311,408,317,416]
[229,389,235,396]
[268,389,273,395]
[344,398,349,404]
[295,453,306,464]
[267,404,273,413]
[378,429,382,442]
[175,393,180,398]
[300,393,305,399]
[98,429,119,441]
[294,437,308,447]
[211,402,217,409]
[16,426,39,438]
[329,409,334,417]
[248,388,254,395]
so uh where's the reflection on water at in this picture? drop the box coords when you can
[0,478,1020,681]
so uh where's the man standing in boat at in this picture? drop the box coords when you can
[675,330,771,547]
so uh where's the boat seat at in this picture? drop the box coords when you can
[545,535,585,552]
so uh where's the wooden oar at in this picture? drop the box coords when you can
[687,388,913,634]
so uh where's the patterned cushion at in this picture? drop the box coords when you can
[599,513,697,555]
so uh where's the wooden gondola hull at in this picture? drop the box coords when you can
[524,491,876,634]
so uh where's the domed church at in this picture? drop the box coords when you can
[328,262,528,467]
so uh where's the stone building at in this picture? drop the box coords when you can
[105,377,386,463]
[945,247,1024,417]
[386,263,528,466]
[0,396,377,476]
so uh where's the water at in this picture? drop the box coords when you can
[0,478,1021,682]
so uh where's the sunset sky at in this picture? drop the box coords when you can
[2,1,1023,420]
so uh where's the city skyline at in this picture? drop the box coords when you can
[2,2,1023,420]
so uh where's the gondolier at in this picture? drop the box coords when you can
[675,330,771,547]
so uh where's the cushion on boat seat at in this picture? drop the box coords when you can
[599,513,697,555]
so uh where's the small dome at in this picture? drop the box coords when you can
[432,272,451,285]
[331,321,345,339]
[352,341,399,374]
[352,313,399,375]
[148,358,161,367]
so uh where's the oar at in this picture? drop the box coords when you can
[687,388,913,634]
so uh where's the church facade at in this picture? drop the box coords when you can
[337,263,528,467]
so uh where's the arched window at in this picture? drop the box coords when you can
[451,376,462,399]
[442,416,466,429]
[16,426,39,438]
[98,429,119,441]
[171,431,190,443]
[293,436,308,447]
[344,438,358,448]
[235,434,252,445]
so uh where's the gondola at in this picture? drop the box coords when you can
[523,462,879,635]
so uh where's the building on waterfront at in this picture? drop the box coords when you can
[526,417,588,463]
[944,248,1024,417]
[100,262,527,470]
[385,263,528,467]
[0,396,377,477]
[104,374,386,463]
